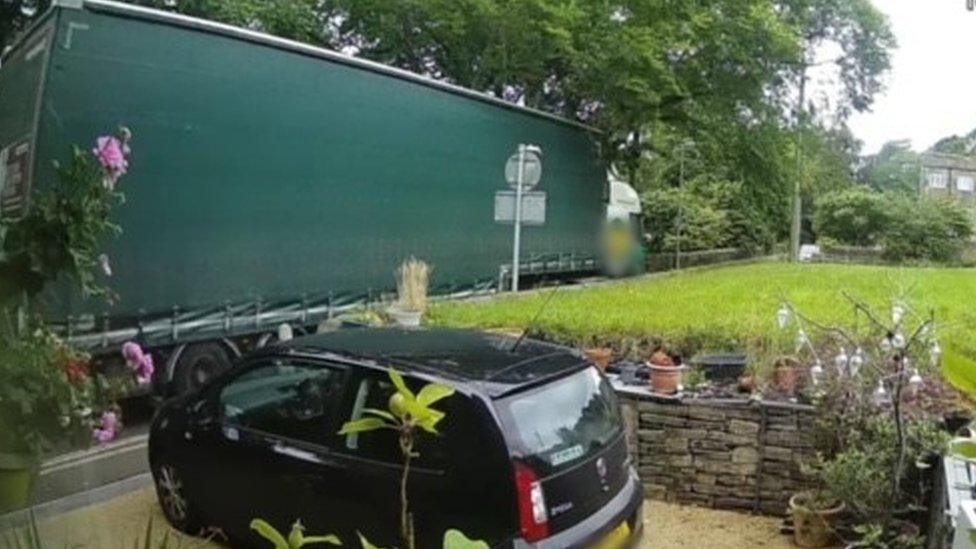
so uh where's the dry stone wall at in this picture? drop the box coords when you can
[615,387,817,515]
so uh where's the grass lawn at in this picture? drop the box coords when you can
[430,262,976,396]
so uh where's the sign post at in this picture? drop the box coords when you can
[504,144,542,292]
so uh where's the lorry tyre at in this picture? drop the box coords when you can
[172,343,232,395]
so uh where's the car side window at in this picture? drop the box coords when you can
[343,374,400,462]
[219,359,342,447]
[341,372,467,470]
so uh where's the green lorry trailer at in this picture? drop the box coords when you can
[0,0,645,393]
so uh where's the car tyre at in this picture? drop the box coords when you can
[172,343,232,395]
[152,460,204,535]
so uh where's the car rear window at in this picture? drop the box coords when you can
[495,367,621,472]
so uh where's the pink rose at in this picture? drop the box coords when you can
[92,410,120,444]
[93,136,128,173]
[122,341,154,386]
[93,134,130,190]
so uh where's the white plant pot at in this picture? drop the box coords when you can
[389,307,423,328]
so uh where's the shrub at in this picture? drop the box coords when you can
[812,186,889,247]
[881,196,974,263]
[641,177,734,253]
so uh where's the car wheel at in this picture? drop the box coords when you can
[172,343,232,395]
[153,461,202,534]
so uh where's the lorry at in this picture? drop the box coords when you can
[0,0,645,395]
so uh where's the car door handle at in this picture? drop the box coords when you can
[272,442,347,469]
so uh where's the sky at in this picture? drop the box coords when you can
[847,0,976,155]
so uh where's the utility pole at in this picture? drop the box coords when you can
[674,142,685,271]
[791,70,807,262]
[675,139,695,270]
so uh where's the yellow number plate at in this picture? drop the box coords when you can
[591,521,631,549]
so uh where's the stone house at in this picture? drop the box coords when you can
[919,152,976,222]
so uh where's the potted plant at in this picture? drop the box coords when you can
[0,332,113,512]
[773,356,801,394]
[647,348,683,394]
[389,257,431,328]
[789,490,845,548]
[584,347,614,371]
[779,298,949,548]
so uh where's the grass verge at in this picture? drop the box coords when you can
[430,262,976,395]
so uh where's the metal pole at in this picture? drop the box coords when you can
[676,146,685,270]
[512,145,525,292]
[791,70,807,262]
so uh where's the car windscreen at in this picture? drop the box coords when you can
[495,367,622,474]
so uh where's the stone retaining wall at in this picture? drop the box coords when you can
[616,386,817,515]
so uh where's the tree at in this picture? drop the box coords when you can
[812,186,889,247]
[777,0,895,259]
[859,140,920,196]
[930,131,976,155]
[131,0,329,45]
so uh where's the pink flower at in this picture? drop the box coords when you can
[122,341,154,386]
[93,136,128,173]
[93,133,130,190]
[92,410,120,445]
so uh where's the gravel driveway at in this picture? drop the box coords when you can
[26,488,796,548]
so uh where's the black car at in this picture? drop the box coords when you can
[149,328,644,548]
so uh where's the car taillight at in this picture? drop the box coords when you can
[514,461,549,543]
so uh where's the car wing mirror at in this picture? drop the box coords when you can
[190,398,220,429]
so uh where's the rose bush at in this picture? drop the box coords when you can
[0,127,132,305]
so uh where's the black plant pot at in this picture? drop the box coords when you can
[945,410,973,435]
[691,353,747,382]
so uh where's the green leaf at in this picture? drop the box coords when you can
[338,417,388,435]
[951,439,976,460]
[250,519,289,549]
[388,369,415,401]
[363,408,396,421]
[415,408,446,434]
[443,529,490,549]
[357,531,387,549]
[300,535,343,547]
[416,384,455,407]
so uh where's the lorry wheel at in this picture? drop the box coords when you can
[172,343,232,395]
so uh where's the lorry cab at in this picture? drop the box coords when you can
[603,174,646,277]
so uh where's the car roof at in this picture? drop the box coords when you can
[272,327,588,398]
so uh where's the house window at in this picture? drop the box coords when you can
[927,171,948,189]
[958,176,975,193]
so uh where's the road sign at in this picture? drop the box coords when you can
[505,148,542,189]
[494,191,546,225]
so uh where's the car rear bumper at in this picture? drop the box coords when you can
[511,467,644,549]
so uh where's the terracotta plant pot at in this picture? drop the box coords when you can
[790,493,845,548]
[584,348,614,370]
[649,364,683,394]
[738,374,757,394]
[774,358,801,393]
